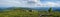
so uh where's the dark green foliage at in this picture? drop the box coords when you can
[48,7,52,13]
[29,10,32,12]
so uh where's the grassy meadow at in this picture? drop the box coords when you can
[0,8,60,17]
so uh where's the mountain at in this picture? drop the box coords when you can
[0,7,60,11]
[0,7,49,10]
[52,7,60,11]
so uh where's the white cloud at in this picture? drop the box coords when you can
[47,2,57,7]
[0,0,21,7]
[0,0,42,7]
[38,2,60,7]
[0,0,60,7]
[46,2,60,7]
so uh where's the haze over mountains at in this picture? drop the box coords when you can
[0,7,60,11]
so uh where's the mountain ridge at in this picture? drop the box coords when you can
[0,7,60,11]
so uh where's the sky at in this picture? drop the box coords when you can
[0,0,60,7]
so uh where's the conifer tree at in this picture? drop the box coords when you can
[48,7,52,14]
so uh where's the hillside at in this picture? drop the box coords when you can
[0,7,60,17]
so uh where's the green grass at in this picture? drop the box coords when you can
[0,10,60,17]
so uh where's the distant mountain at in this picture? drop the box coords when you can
[52,7,60,11]
[0,7,60,11]
[0,7,49,10]
[31,7,49,10]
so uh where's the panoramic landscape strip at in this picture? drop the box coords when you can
[0,0,60,17]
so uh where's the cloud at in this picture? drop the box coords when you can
[0,0,21,7]
[0,0,41,7]
[45,2,60,7]
[38,1,60,7]
[0,0,60,7]
[46,2,58,7]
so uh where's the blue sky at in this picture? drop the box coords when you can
[0,0,60,7]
